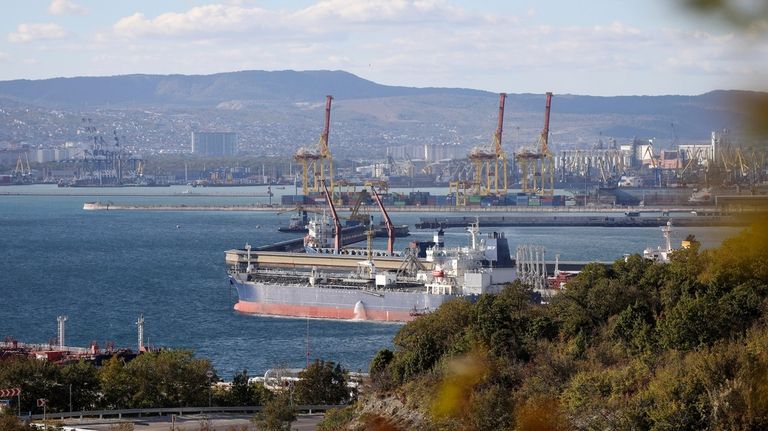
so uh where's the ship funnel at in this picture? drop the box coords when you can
[353,301,368,321]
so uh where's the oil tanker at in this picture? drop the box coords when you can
[226,224,516,322]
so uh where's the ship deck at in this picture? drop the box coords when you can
[226,249,423,271]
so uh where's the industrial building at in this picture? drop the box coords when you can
[191,132,238,156]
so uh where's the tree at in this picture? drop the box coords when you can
[61,360,100,411]
[98,356,131,409]
[294,360,349,405]
[252,394,296,431]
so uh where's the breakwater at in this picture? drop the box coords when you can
[415,214,745,228]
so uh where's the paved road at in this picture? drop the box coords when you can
[62,413,323,431]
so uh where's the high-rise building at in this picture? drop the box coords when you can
[191,132,238,156]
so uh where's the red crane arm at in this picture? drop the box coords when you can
[370,187,394,255]
[322,180,341,253]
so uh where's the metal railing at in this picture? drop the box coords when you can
[26,405,337,421]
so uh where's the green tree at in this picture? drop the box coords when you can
[252,394,296,431]
[60,360,100,411]
[390,298,474,383]
[98,356,131,409]
[294,360,349,405]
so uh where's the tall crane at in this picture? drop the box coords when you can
[515,92,554,195]
[295,96,334,195]
[468,93,508,196]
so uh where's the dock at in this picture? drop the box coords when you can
[83,201,736,214]
[415,214,746,229]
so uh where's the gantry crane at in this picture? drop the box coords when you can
[468,93,508,196]
[295,95,334,195]
[516,92,554,195]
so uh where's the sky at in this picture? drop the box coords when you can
[0,0,766,96]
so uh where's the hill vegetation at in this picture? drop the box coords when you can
[348,218,768,430]
[0,70,757,147]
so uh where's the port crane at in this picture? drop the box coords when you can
[468,93,508,196]
[13,152,32,182]
[295,96,334,196]
[515,92,554,195]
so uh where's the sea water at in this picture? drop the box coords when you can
[0,185,738,377]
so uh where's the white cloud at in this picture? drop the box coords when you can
[113,5,276,38]
[65,1,761,94]
[0,52,9,62]
[48,0,87,16]
[8,23,71,43]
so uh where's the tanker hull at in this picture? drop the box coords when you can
[229,276,455,322]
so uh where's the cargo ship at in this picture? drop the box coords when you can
[227,224,516,322]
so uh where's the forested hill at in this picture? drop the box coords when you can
[354,218,768,430]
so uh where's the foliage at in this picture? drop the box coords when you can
[0,415,35,431]
[0,349,268,412]
[294,360,350,405]
[317,405,357,431]
[367,219,768,430]
[251,394,296,431]
[98,349,212,409]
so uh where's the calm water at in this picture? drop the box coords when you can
[0,185,738,378]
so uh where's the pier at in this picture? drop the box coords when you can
[415,214,746,229]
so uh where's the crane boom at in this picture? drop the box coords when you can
[540,92,553,156]
[370,187,394,255]
[495,93,506,157]
[319,95,333,157]
[321,180,341,254]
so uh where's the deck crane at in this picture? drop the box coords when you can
[468,93,508,196]
[321,179,341,254]
[295,96,334,196]
[370,186,395,255]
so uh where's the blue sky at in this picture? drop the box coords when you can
[0,0,765,95]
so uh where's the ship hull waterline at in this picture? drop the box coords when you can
[229,276,457,323]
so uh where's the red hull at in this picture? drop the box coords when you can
[234,300,415,322]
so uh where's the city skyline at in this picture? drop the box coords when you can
[0,0,766,96]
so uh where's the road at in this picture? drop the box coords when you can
[62,413,324,430]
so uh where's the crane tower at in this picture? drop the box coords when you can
[516,92,555,195]
[468,93,508,196]
[294,95,335,195]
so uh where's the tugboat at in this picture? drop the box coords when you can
[278,210,309,233]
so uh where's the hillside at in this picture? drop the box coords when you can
[0,70,759,156]
[343,219,768,430]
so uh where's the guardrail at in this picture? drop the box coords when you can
[26,405,337,421]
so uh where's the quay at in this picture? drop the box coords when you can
[415,214,746,228]
[83,201,730,214]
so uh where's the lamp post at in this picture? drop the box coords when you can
[206,370,214,408]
